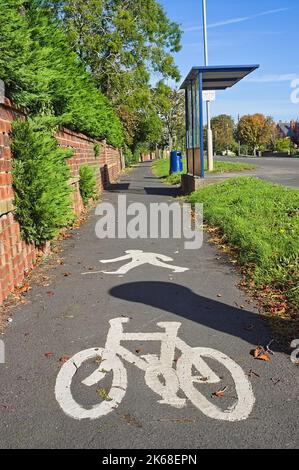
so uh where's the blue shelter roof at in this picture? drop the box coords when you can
[180,65,259,90]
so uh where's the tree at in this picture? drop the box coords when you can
[154,84,185,152]
[275,137,292,154]
[0,0,123,147]
[210,115,235,155]
[43,0,182,149]
[237,114,275,156]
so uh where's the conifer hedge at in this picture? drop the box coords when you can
[0,0,123,148]
[12,118,74,246]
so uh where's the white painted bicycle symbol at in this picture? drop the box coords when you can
[55,317,255,422]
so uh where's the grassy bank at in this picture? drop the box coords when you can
[152,157,256,184]
[188,177,299,338]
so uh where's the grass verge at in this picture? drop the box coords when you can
[188,177,299,342]
[152,157,256,184]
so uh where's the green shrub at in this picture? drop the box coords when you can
[94,143,101,158]
[79,165,97,205]
[123,147,139,167]
[0,0,123,147]
[12,118,74,247]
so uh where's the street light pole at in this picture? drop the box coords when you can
[202,0,214,171]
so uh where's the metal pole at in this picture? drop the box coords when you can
[238,114,241,156]
[199,72,205,178]
[185,88,189,174]
[202,0,213,171]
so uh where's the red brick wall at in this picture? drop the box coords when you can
[0,99,123,305]
[56,128,122,217]
[0,98,37,305]
[140,154,154,162]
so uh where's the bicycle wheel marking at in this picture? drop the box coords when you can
[55,318,255,422]
[55,348,127,420]
[177,347,255,422]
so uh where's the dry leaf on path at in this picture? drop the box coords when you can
[212,386,227,398]
[251,346,270,361]
[18,284,31,294]
[44,352,54,359]
[59,355,70,363]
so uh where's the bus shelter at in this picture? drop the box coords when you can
[180,65,259,178]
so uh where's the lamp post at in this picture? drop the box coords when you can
[202,0,214,171]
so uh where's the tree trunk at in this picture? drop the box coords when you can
[169,134,173,153]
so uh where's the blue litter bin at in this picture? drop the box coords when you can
[170,150,183,174]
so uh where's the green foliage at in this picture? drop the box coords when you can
[12,118,74,246]
[123,147,138,167]
[152,158,256,185]
[0,0,123,147]
[210,115,236,154]
[275,138,292,153]
[188,177,299,311]
[94,143,102,158]
[79,165,97,205]
[154,84,185,151]
[44,0,182,151]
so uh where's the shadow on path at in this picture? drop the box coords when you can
[144,186,180,197]
[109,281,285,352]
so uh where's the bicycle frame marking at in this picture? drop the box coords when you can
[55,318,255,422]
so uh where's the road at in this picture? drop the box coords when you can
[216,156,299,188]
[0,162,298,449]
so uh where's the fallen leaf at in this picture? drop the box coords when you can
[18,283,31,294]
[95,355,105,365]
[45,352,54,359]
[121,413,142,428]
[96,387,112,401]
[251,346,270,361]
[258,353,270,362]
[212,386,227,398]
[252,346,264,358]
[59,355,70,363]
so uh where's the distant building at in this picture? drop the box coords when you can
[277,120,299,144]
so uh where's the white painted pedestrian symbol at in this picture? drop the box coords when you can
[55,317,255,422]
[82,250,189,275]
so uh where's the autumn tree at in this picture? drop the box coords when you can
[237,114,275,156]
[210,115,235,154]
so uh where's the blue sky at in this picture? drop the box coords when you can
[159,0,299,122]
